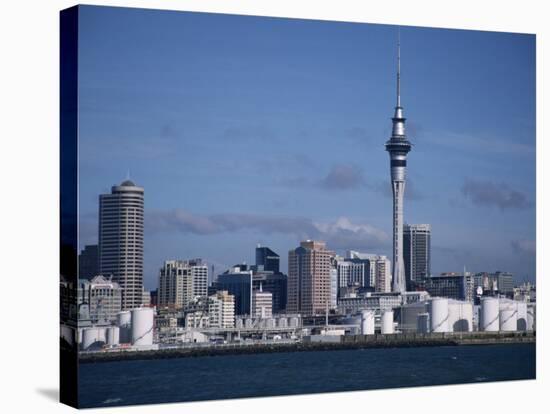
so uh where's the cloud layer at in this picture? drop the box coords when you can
[319,165,365,191]
[461,178,531,210]
[146,209,389,252]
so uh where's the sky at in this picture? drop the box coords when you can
[76,6,536,290]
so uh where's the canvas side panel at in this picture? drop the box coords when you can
[60,5,79,408]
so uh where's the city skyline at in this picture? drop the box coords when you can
[75,6,536,290]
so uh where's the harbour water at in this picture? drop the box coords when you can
[79,343,535,408]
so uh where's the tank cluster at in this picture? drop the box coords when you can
[79,307,156,351]
[399,297,535,334]
[479,297,535,333]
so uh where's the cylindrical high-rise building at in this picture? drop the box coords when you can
[99,179,144,310]
[385,36,412,293]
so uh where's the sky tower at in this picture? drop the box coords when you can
[385,33,412,293]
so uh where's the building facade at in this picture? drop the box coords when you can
[424,273,474,302]
[251,285,273,318]
[473,271,515,298]
[77,275,122,322]
[213,266,253,315]
[157,259,208,310]
[403,224,431,289]
[99,179,144,310]
[208,290,235,328]
[287,240,335,315]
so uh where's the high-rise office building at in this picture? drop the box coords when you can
[213,266,253,315]
[372,255,392,293]
[343,251,391,293]
[403,224,431,289]
[78,244,99,280]
[287,240,335,315]
[255,245,280,273]
[385,37,412,293]
[157,259,208,310]
[99,179,144,310]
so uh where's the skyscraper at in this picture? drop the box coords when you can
[158,259,208,310]
[98,179,144,310]
[385,35,412,293]
[403,224,431,289]
[287,240,335,315]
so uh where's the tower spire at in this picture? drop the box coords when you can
[397,28,401,107]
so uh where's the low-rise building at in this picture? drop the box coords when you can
[251,286,273,318]
[77,275,122,323]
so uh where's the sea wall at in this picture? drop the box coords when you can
[79,331,535,364]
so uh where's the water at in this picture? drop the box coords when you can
[79,343,535,408]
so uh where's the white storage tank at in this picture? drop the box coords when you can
[448,300,473,332]
[527,303,536,331]
[81,327,106,350]
[266,318,275,328]
[277,317,288,328]
[417,313,430,334]
[516,302,528,331]
[289,317,299,328]
[235,318,244,329]
[481,297,499,332]
[381,310,394,334]
[245,318,253,329]
[430,298,449,333]
[117,310,132,343]
[361,310,375,335]
[131,308,154,346]
[499,304,518,332]
[106,326,120,346]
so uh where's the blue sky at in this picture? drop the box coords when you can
[77,6,536,290]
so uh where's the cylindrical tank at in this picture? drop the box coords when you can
[417,313,430,334]
[481,297,500,332]
[516,302,528,331]
[235,318,244,329]
[277,317,288,328]
[266,318,275,328]
[117,311,132,343]
[361,310,375,335]
[448,300,473,332]
[527,304,536,331]
[430,298,449,333]
[106,326,120,345]
[499,305,518,332]
[289,317,299,328]
[381,310,394,334]
[81,327,106,350]
[131,308,154,346]
[245,318,253,329]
